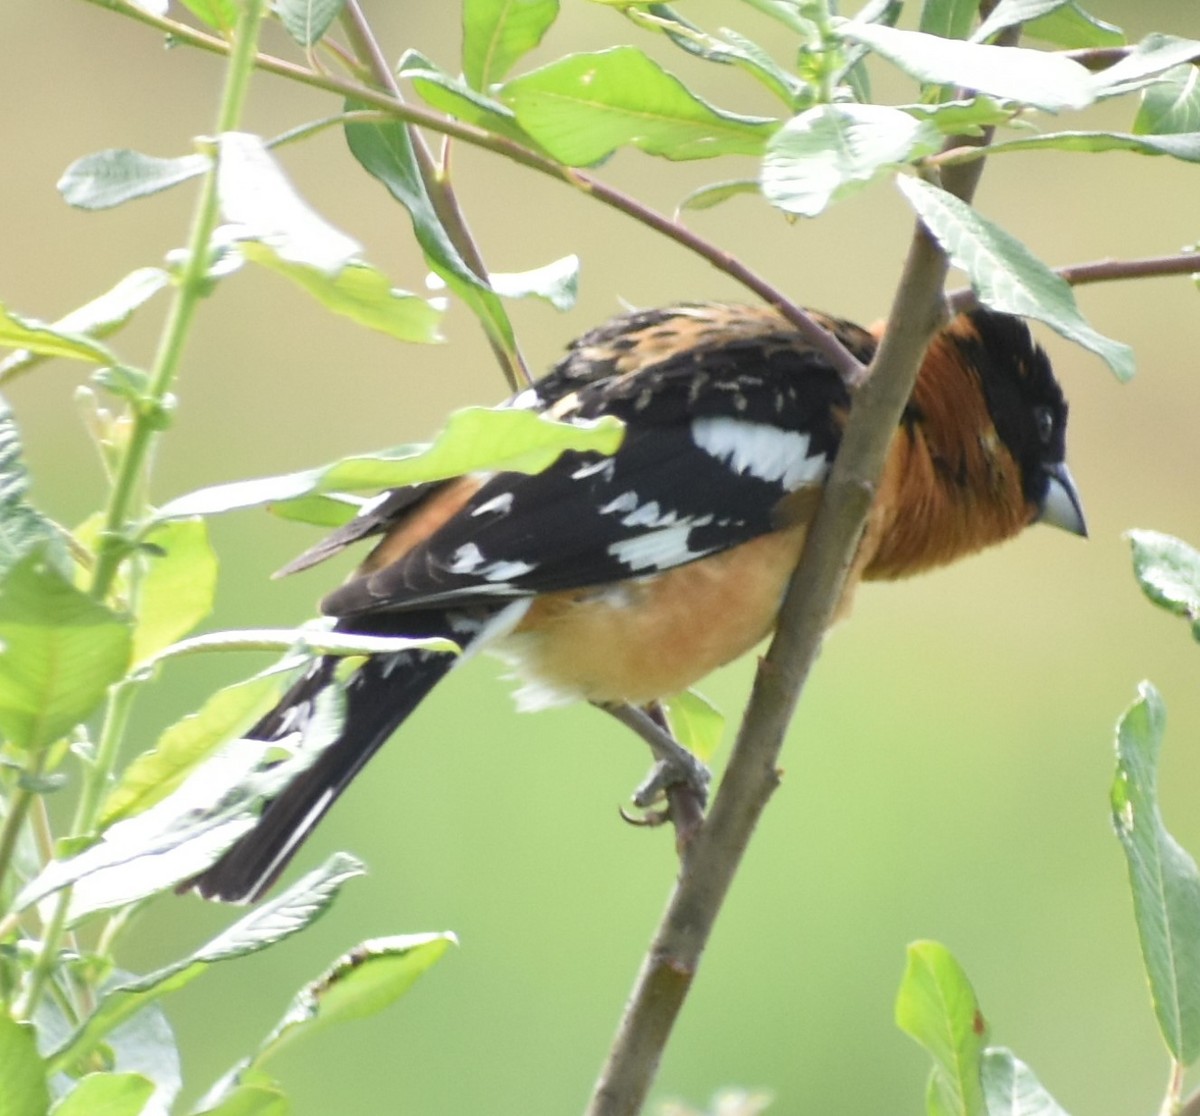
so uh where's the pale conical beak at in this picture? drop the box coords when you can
[1039,462,1087,537]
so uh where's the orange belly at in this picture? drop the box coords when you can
[497,525,810,708]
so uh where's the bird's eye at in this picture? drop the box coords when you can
[1034,405,1055,445]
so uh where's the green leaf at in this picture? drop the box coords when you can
[344,110,518,361]
[1136,64,1200,135]
[980,1049,1070,1116]
[835,21,1094,112]
[17,687,347,918]
[663,689,724,763]
[49,855,365,1075]
[463,0,560,90]
[762,103,941,217]
[276,0,345,46]
[265,493,363,529]
[733,0,817,37]
[499,47,779,165]
[238,247,444,343]
[981,129,1200,162]
[132,519,219,663]
[0,300,121,368]
[192,1080,290,1116]
[676,179,760,212]
[1112,682,1200,1063]
[896,176,1134,380]
[1090,34,1200,96]
[972,0,1071,44]
[0,269,169,384]
[0,547,132,752]
[253,933,456,1065]
[918,0,978,39]
[58,149,209,211]
[1023,3,1123,48]
[899,97,1016,136]
[0,1014,49,1116]
[1127,530,1200,639]
[100,668,289,826]
[50,1072,155,1116]
[178,0,238,31]
[895,940,987,1116]
[0,396,57,578]
[400,58,538,147]
[488,254,579,310]
[156,407,625,520]
[217,133,360,275]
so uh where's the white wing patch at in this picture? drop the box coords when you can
[690,416,827,490]
[608,522,707,572]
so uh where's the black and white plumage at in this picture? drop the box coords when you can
[185,302,1084,902]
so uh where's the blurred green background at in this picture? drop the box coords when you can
[5,1,1200,1112]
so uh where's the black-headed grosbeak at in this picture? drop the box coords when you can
[187,303,1086,903]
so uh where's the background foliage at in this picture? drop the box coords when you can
[2,0,1200,1113]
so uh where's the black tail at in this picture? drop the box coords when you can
[185,611,465,903]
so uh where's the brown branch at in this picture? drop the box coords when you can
[946,250,1200,312]
[79,0,867,391]
[583,14,1022,1113]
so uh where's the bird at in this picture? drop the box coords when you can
[184,301,1086,903]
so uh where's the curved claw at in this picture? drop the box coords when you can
[619,803,672,828]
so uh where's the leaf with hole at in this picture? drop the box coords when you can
[500,47,778,165]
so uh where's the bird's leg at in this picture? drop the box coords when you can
[597,701,710,850]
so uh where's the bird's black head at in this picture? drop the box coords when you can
[955,307,1087,537]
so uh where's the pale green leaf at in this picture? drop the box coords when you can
[100,669,288,826]
[918,0,977,39]
[192,1081,289,1116]
[463,0,560,89]
[0,1015,49,1116]
[896,176,1134,380]
[254,933,456,1064]
[0,300,121,368]
[344,110,518,360]
[156,407,624,520]
[980,1050,1070,1116]
[50,1072,155,1116]
[763,103,941,216]
[48,856,365,1076]
[132,518,219,663]
[17,688,347,918]
[0,269,169,383]
[0,547,131,751]
[276,0,345,46]
[1112,682,1200,1063]
[663,689,724,763]
[400,56,536,146]
[1023,3,1123,48]
[895,941,987,1116]
[899,97,1015,136]
[58,149,209,210]
[178,0,238,30]
[488,254,579,310]
[1127,530,1200,639]
[1090,34,1200,96]
[218,133,360,275]
[238,246,444,343]
[266,493,363,528]
[972,0,1070,44]
[982,129,1200,162]
[676,179,760,212]
[1136,64,1200,135]
[836,21,1094,112]
[499,47,778,165]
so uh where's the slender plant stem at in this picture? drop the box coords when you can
[584,14,1021,1111]
[17,0,268,1023]
[337,2,531,391]
[1162,1059,1186,1116]
[0,752,45,911]
[76,0,868,389]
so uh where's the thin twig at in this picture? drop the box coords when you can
[947,250,1200,312]
[78,0,868,390]
[337,2,531,391]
